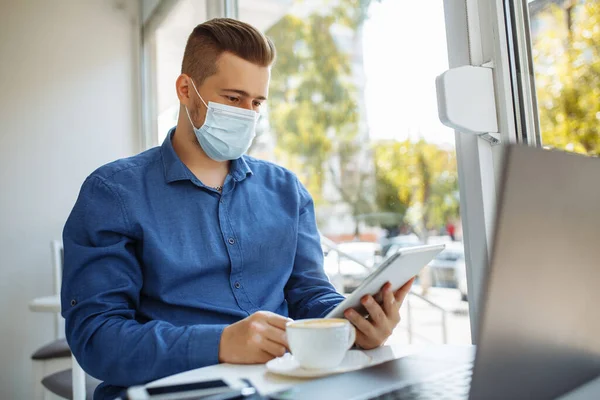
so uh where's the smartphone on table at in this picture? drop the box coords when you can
[124,378,259,400]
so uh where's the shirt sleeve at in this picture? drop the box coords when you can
[285,178,346,319]
[61,175,226,388]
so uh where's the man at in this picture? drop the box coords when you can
[62,18,413,400]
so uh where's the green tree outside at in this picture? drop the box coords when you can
[532,1,600,155]
[264,0,460,238]
[374,139,460,240]
[266,9,360,204]
[264,0,379,236]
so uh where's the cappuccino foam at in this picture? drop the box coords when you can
[289,319,347,329]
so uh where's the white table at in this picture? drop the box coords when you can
[146,343,600,399]
[148,344,431,397]
[29,294,61,313]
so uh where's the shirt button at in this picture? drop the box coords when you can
[234,282,241,289]
[70,299,77,307]
[228,238,235,245]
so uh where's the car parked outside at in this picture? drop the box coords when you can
[323,241,382,293]
[426,241,468,300]
[381,234,423,258]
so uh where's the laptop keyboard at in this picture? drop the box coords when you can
[369,363,473,400]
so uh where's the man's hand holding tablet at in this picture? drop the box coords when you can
[326,244,445,349]
[344,278,415,349]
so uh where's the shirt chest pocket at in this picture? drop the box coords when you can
[237,211,297,274]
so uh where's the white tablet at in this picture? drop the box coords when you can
[325,244,445,319]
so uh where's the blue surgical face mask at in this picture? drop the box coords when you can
[185,79,259,162]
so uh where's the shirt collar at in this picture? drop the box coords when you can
[230,156,253,182]
[161,127,253,184]
[161,128,192,183]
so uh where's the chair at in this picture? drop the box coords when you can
[41,368,101,400]
[31,241,71,399]
[32,240,97,400]
[32,339,72,400]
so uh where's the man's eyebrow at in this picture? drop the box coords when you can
[221,88,267,101]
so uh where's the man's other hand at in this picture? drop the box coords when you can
[218,311,290,364]
[344,277,415,350]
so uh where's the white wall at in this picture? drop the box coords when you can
[143,0,162,23]
[0,0,142,398]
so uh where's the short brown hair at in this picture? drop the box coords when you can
[181,18,276,85]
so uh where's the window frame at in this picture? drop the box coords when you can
[441,0,553,342]
[140,0,229,149]
[441,0,528,342]
[503,0,543,147]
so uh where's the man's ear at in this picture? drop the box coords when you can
[175,74,192,104]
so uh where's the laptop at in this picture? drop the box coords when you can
[270,145,600,400]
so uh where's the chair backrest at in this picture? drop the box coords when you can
[51,240,64,338]
[51,240,63,296]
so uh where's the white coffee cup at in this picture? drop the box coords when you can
[286,318,356,369]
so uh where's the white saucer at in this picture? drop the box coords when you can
[266,350,373,378]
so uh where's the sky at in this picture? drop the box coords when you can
[362,0,455,146]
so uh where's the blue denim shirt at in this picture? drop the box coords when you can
[61,128,345,399]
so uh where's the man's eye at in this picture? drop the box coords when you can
[253,101,263,107]
[227,96,239,103]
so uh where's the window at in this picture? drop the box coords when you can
[238,0,471,345]
[144,0,209,146]
[528,0,600,156]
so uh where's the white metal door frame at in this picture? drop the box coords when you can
[442,0,525,342]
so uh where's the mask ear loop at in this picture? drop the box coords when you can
[184,107,199,130]
[185,77,209,130]
[189,78,209,109]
